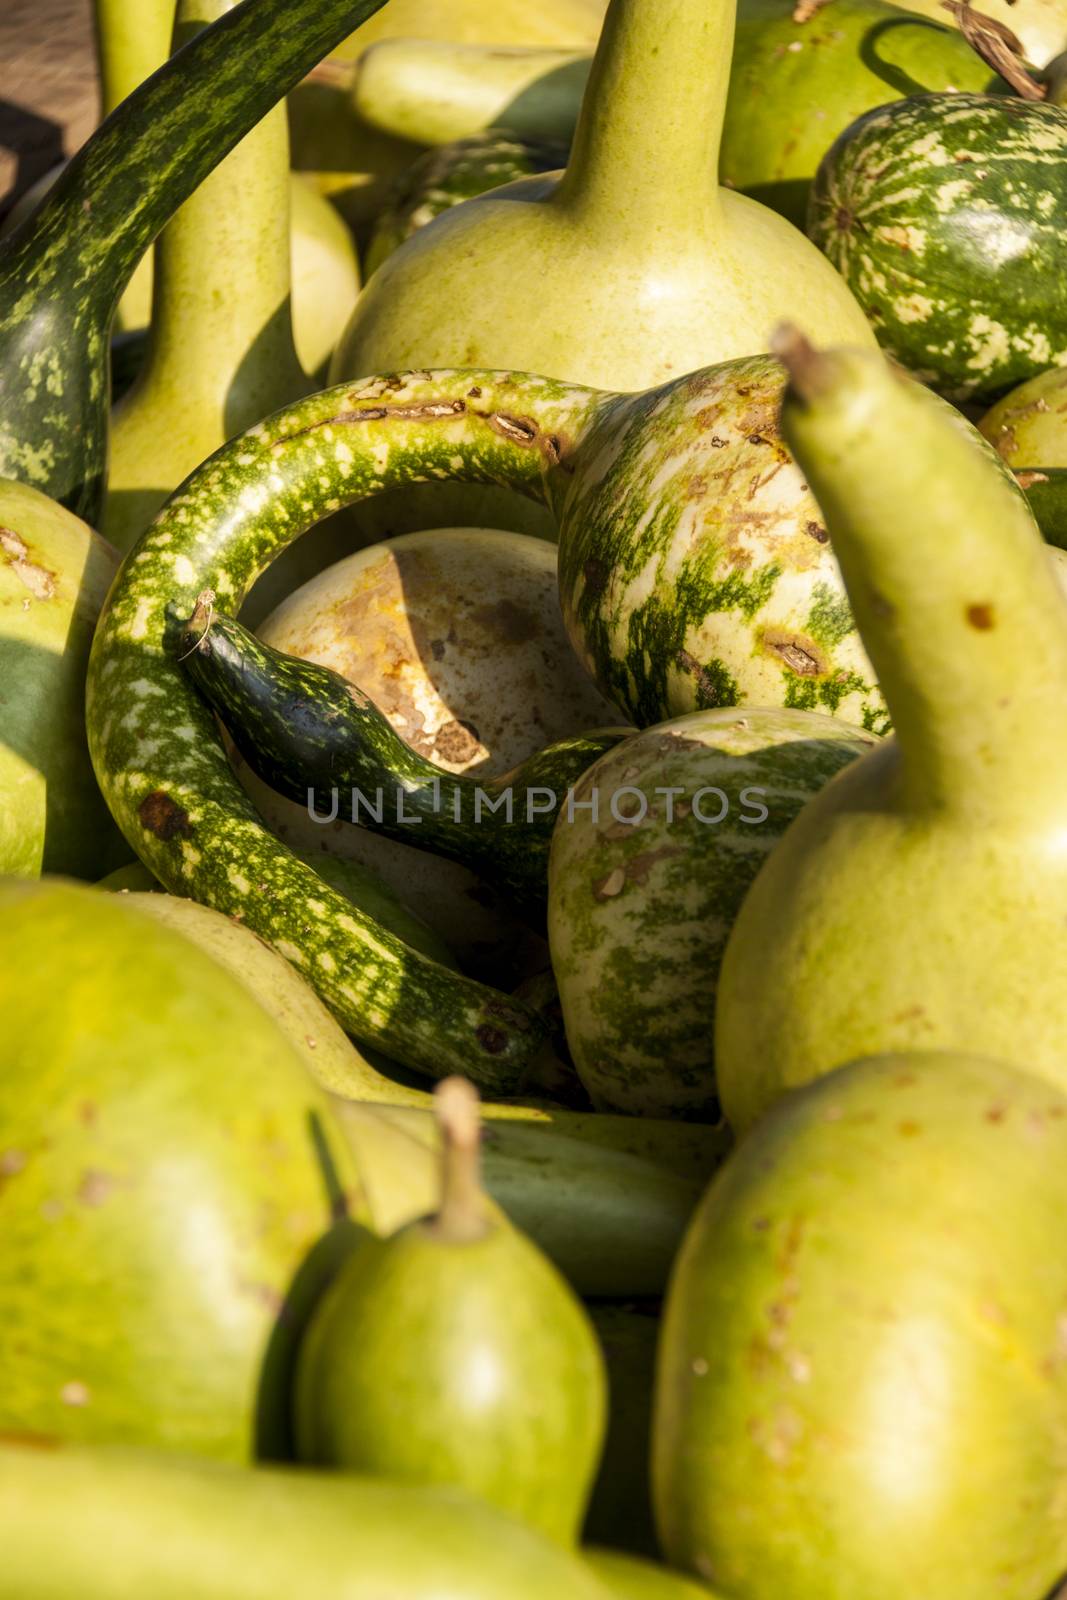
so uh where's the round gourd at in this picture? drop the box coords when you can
[980,363,1067,466]
[0,877,373,1461]
[653,1052,1067,1598]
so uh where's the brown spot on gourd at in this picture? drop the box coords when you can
[77,1170,116,1208]
[433,719,482,765]
[469,597,539,645]
[967,602,995,630]
[138,790,194,841]
[593,867,627,901]
[475,1023,508,1055]
[583,557,611,599]
[0,527,57,600]
[805,520,829,543]
[759,628,827,677]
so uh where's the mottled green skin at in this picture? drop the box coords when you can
[180,607,630,917]
[723,0,999,226]
[549,708,875,1121]
[0,1443,616,1600]
[87,370,593,1089]
[653,1054,1067,1598]
[559,357,889,731]
[0,878,370,1461]
[297,1206,606,1544]
[809,94,1067,402]
[0,0,390,525]
[0,479,129,877]
[1017,468,1067,547]
[366,132,570,276]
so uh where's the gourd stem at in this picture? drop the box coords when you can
[93,0,176,118]
[553,0,730,239]
[777,327,1067,818]
[433,1078,490,1243]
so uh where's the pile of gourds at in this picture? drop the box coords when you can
[5,0,1067,1593]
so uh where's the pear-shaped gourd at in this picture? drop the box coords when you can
[296,1077,607,1543]
[0,877,379,1460]
[715,329,1067,1134]
[332,0,875,395]
[654,1052,1067,1598]
[102,0,316,555]
[0,1441,614,1600]
[549,707,876,1121]
[0,479,128,877]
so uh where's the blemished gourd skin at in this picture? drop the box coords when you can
[296,1084,607,1545]
[980,363,1067,466]
[331,0,876,402]
[88,362,1028,1084]
[548,707,876,1120]
[808,94,1067,403]
[714,335,1067,1133]
[0,479,129,878]
[0,0,389,527]
[0,878,376,1462]
[653,1052,1067,1598]
[104,0,312,557]
[0,1442,616,1600]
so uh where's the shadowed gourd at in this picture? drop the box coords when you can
[287,0,605,230]
[87,360,1027,1086]
[0,481,129,877]
[354,1,998,228]
[333,0,874,395]
[296,1078,607,1543]
[0,0,388,527]
[653,1052,1067,1598]
[715,328,1067,1135]
[0,877,383,1460]
[103,0,316,555]
[0,1441,615,1600]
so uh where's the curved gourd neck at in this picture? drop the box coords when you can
[553,0,730,242]
[94,0,176,117]
[779,336,1067,821]
[135,0,306,412]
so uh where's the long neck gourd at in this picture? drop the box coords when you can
[93,0,175,332]
[0,0,389,528]
[177,600,631,918]
[103,0,310,555]
[715,329,1067,1134]
[332,0,875,396]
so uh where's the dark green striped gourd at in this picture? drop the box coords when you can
[0,0,388,526]
[177,599,631,918]
[808,93,1067,402]
[87,361,1028,1079]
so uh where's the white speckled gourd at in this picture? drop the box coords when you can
[716,330,1067,1134]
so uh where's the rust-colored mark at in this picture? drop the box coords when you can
[433,719,482,765]
[967,603,995,630]
[805,520,829,544]
[139,790,194,841]
[0,527,57,600]
[1014,470,1048,489]
[771,639,821,676]
[77,1171,116,1208]
[475,1023,508,1055]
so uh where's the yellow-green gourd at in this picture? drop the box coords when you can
[715,328,1067,1133]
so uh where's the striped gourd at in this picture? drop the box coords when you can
[808,93,1067,401]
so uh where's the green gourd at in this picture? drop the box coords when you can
[296,1078,607,1544]
[549,707,876,1121]
[586,1551,725,1600]
[0,480,129,878]
[0,876,380,1460]
[0,1441,615,1600]
[354,1,998,228]
[0,0,389,527]
[331,0,875,396]
[93,0,175,332]
[715,328,1067,1134]
[980,363,1067,465]
[653,1052,1067,1598]
[87,361,1018,1083]
[366,132,570,276]
[287,0,605,231]
[177,599,630,918]
[102,0,312,555]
